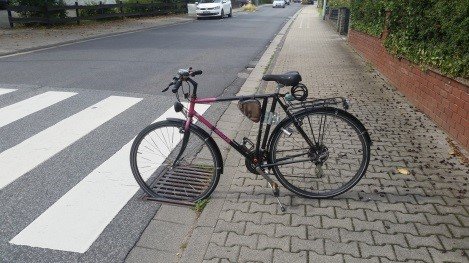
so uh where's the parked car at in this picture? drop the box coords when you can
[0,0,8,10]
[284,0,291,5]
[272,0,285,8]
[293,0,301,3]
[196,0,232,19]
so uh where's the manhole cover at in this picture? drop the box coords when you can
[143,165,214,206]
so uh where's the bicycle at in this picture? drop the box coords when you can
[130,68,371,211]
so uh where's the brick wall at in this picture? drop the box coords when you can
[348,29,469,149]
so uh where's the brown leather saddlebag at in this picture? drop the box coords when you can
[238,99,261,123]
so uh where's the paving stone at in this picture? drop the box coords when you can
[448,224,469,238]
[352,218,386,232]
[245,222,275,237]
[325,239,360,258]
[395,212,429,225]
[223,200,250,213]
[322,217,353,231]
[225,232,258,248]
[359,243,396,260]
[306,206,335,218]
[373,231,406,246]
[415,222,451,238]
[219,210,235,222]
[349,197,380,209]
[405,234,443,250]
[125,247,175,263]
[438,236,469,251]
[339,228,373,244]
[377,202,408,213]
[428,247,467,263]
[261,212,290,225]
[238,247,273,263]
[291,237,324,254]
[394,245,432,262]
[211,231,228,246]
[308,226,340,242]
[366,210,398,223]
[257,234,290,252]
[275,225,307,239]
[426,214,462,226]
[136,220,190,251]
[308,251,343,263]
[335,207,367,221]
[180,226,214,263]
[153,205,197,225]
[204,243,240,262]
[233,211,262,224]
[273,250,307,263]
[291,214,321,227]
[215,220,246,235]
[404,203,437,214]
[343,255,380,263]
[249,203,277,214]
[385,222,419,235]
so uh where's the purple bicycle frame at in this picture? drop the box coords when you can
[185,97,232,144]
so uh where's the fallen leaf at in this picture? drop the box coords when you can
[397,168,410,175]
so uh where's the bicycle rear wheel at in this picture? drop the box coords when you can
[268,107,371,198]
[130,120,221,202]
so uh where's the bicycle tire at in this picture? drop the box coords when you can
[268,107,371,198]
[130,119,222,202]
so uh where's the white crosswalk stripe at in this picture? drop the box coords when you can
[0,91,77,128]
[10,103,210,253]
[0,88,17,96]
[0,95,142,190]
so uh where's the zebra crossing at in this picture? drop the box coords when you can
[0,87,210,258]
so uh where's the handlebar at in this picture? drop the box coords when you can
[162,67,202,94]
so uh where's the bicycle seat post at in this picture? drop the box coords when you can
[276,82,284,93]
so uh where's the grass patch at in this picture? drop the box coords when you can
[193,198,209,213]
[243,3,257,12]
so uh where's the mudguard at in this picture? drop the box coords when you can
[267,107,372,154]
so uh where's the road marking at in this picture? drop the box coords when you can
[0,91,77,128]
[10,103,209,253]
[0,96,142,190]
[0,88,16,96]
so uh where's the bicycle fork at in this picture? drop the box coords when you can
[255,167,286,212]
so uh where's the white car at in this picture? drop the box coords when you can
[272,0,285,8]
[196,0,232,19]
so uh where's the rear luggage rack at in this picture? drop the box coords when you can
[288,97,350,111]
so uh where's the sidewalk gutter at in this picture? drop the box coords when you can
[177,7,302,263]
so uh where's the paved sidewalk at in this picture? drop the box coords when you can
[127,6,468,263]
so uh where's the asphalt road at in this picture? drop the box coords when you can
[0,5,300,263]
[0,6,299,97]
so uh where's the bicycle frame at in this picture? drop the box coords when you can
[181,85,316,168]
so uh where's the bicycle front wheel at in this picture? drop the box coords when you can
[269,107,371,198]
[130,120,221,202]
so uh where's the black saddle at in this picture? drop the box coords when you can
[262,71,302,87]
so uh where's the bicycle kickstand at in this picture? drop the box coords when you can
[255,167,286,212]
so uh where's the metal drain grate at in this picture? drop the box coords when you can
[143,165,214,206]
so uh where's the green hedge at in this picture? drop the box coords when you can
[10,0,67,23]
[350,0,469,79]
